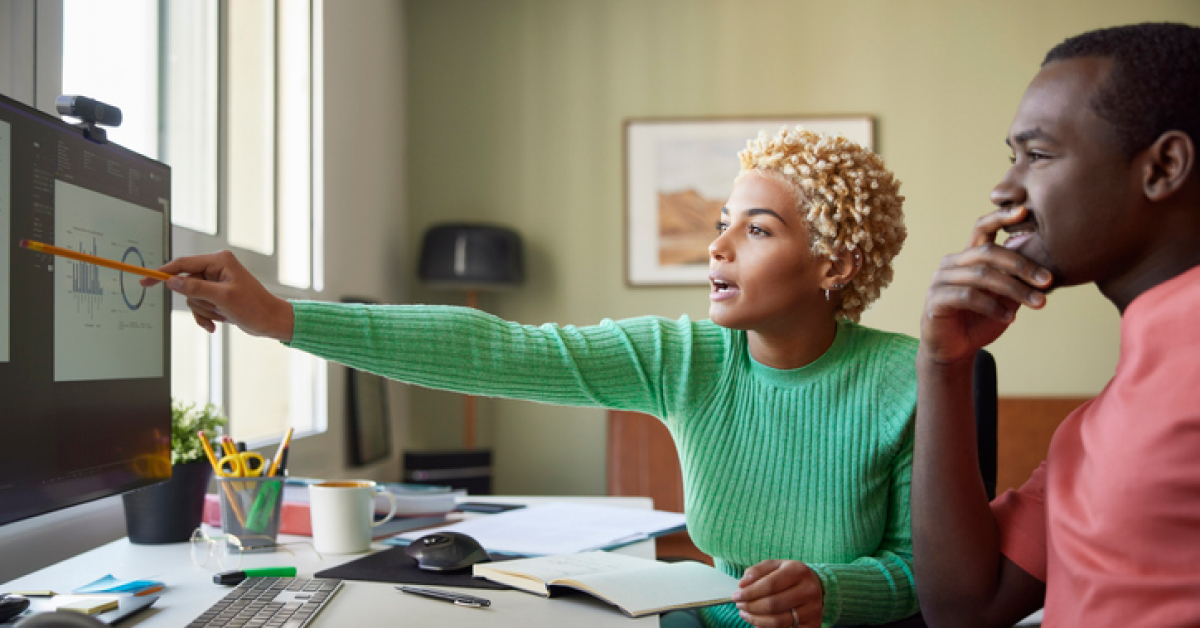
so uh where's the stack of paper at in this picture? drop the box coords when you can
[388,501,687,556]
[284,478,466,515]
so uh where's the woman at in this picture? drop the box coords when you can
[154,126,915,628]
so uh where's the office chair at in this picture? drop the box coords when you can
[974,348,998,501]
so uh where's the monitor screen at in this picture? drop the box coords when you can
[0,92,171,526]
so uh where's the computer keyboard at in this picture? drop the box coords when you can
[186,577,343,628]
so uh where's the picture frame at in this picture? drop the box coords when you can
[623,116,875,286]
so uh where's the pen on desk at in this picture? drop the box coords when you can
[266,427,294,477]
[19,239,173,281]
[214,566,297,585]
[397,585,491,608]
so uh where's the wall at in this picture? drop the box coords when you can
[403,0,1200,495]
[0,0,409,582]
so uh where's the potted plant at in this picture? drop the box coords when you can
[123,400,228,544]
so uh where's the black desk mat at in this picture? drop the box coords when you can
[314,547,516,590]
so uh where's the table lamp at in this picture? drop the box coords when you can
[417,223,524,449]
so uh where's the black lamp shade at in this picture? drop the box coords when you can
[418,223,524,290]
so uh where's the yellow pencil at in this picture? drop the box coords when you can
[220,435,238,458]
[19,239,172,282]
[266,427,294,477]
[197,430,223,472]
[200,430,246,526]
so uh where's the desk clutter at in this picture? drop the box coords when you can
[201,478,464,538]
[3,495,706,626]
[0,575,164,625]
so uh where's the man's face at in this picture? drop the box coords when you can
[992,56,1149,291]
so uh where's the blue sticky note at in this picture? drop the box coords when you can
[73,574,164,594]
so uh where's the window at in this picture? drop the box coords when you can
[62,0,326,445]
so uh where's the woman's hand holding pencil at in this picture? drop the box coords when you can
[140,251,296,342]
[20,239,172,281]
[20,240,292,341]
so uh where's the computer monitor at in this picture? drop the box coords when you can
[0,92,172,526]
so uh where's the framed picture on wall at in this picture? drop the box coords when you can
[623,116,875,286]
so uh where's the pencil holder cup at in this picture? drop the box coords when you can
[217,476,284,550]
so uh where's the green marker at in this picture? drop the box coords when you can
[245,481,282,533]
[214,566,297,585]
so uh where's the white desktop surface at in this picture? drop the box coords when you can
[1,496,661,627]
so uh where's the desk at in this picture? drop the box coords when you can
[1,496,661,627]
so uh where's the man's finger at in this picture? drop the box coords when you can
[927,282,1024,324]
[968,205,1027,248]
[940,243,1053,293]
[932,264,1047,311]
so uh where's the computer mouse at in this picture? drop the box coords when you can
[15,610,107,627]
[404,531,490,571]
[0,593,30,623]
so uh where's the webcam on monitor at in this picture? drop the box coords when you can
[55,94,123,143]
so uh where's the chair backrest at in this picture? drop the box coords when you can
[974,349,998,500]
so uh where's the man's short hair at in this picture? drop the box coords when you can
[1044,22,1200,159]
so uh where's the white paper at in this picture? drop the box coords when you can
[393,501,686,556]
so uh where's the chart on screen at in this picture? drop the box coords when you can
[52,179,165,382]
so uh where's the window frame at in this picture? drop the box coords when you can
[51,0,328,444]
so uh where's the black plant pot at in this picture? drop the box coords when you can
[122,459,213,544]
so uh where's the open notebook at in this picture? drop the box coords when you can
[474,551,737,618]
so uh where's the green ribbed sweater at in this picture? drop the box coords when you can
[289,302,919,627]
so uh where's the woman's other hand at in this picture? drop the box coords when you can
[733,560,823,627]
[141,250,295,342]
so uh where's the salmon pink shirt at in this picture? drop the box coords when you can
[992,264,1200,626]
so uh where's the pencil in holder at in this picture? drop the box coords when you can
[217,476,284,550]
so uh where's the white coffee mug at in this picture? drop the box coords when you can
[309,480,398,554]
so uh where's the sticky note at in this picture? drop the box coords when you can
[57,598,119,615]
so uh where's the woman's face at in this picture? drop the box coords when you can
[708,173,830,334]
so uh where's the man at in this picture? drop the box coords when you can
[912,23,1200,627]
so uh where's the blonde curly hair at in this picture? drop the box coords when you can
[737,126,906,322]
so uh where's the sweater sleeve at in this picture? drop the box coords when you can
[286,300,724,416]
[808,416,918,626]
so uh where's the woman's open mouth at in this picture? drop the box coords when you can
[709,275,740,301]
